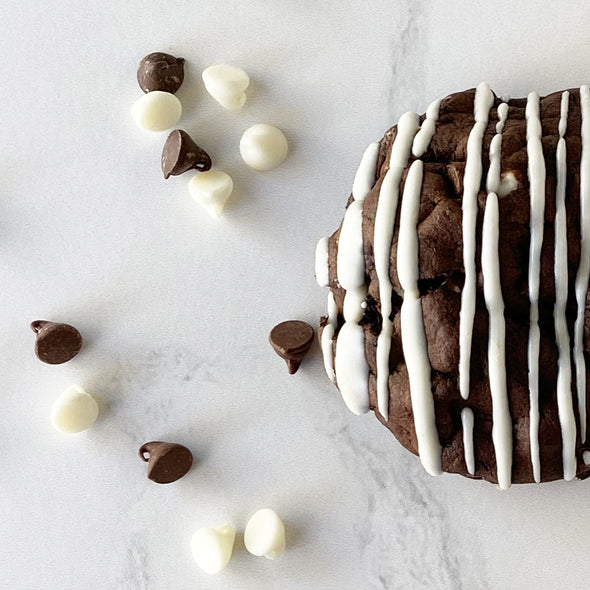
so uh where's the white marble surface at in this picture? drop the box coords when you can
[2,1,590,588]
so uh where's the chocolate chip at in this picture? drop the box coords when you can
[137,52,185,94]
[139,441,193,484]
[269,320,315,374]
[31,320,82,364]
[161,129,212,179]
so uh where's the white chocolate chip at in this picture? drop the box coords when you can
[130,90,182,132]
[498,171,519,197]
[202,65,250,111]
[188,170,234,219]
[244,508,286,559]
[191,524,236,575]
[239,124,288,171]
[50,385,99,434]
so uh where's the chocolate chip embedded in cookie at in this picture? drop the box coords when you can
[317,83,590,487]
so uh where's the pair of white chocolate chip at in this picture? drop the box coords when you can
[187,122,288,218]
[192,508,286,575]
[202,67,288,171]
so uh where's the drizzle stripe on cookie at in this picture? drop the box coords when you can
[525,92,546,483]
[554,90,577,480]
[472,101,510,483]
[315,236,330,287]
[459,82,495,400]
[333,142,379,414]
[574,85,590,444]
[486,102,508,195]
[481,192,513,489]
[321,291,338,382]
[412,100,440,158]
[352,142,381,202]
[398,160,442,476]
[374,112,420,420]
[461,407,475,475]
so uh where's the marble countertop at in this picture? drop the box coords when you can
[3,1,590,588]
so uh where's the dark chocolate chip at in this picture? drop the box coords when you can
[31,320,82,364]
[161,129,212,179]
[137,52,185,94]
[269,320,315,374]
[139,441,193,484]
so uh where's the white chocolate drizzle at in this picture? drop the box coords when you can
[314,236,330,287]
[374,112,420,420]
[398,160,442,476]
[481,192,513,490]
[333,142,380,414]
[461,407,475,475]
[459,82,495,400]
[343,284,368,323]
[554,90,577,481]
[336,199,366,291]
[352,142,380,201]
[525,92,546,483]
[574,85,590,444]
[334,322,370,415]
[486,103,508,194]
[481,102,512,485]
[321,292,338,382]
[412,100,441,158]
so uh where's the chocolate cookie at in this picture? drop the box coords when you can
[316,83,590,487]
